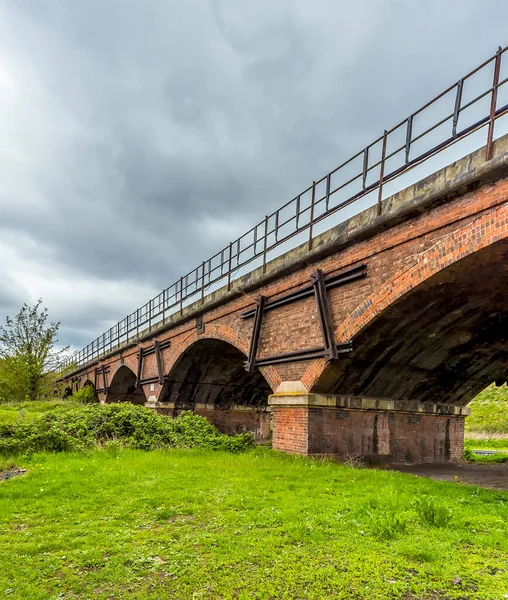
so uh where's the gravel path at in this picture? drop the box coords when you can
[393,462,508,491]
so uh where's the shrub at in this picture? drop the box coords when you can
[71,385,97,404]
[0,404,253,456]
[463,447,476,462]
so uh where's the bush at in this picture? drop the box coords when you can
[0,404,253,456]
[463,447,476,462]
[71,385,97,404]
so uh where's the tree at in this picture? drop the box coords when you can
[0,300,69,402]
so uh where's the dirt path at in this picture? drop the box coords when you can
[393,462,508,491]
[0,468,26,482]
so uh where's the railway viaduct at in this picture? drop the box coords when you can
[62,135,508,463]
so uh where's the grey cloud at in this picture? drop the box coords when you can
[1,0,507,349]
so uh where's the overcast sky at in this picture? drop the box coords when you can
[1,0,507,352]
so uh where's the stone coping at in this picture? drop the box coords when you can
[268,393,470,416]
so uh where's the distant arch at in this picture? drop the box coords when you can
[160,337,271,412]
[163,323,280,392]
[106,365,147,405]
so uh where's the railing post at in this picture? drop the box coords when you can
[486,47,502,162]
[308,181,316,251]
[201,261,205,302]
[179,277,184,315]
[405,116,413,165]
[377,131,387,216]
[148,299,152,331]
[162,289,167,322]
[227,242,233,291]
[262,215,268,273]
[452,80,463,138]
[362,148,369,190]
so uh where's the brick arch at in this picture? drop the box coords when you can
[164,323,280,392]
[106,364,147,404]
[302,202,508,391]
[100,354,138,394]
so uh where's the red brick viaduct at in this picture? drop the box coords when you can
[63,136,508,463]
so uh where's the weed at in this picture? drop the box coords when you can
[370,511,409,540]
[416,497,453,528]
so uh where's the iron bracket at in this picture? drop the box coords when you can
[245,295,266,373]
[196,315,205,334]
[101,364,108,393]
[154,340,164,385]
[311,269,338,362]
[135,347,144,389]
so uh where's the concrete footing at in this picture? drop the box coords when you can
[269,393,468,463]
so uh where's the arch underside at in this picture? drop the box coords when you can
[314,239,508,405]
[106,366,147,405]
[160,338,271,410]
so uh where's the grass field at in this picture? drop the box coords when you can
[0,387,507,598]
[0,400,81,426]
[1,448,508,599]
[466,384,508,435]
[466,385,508,456]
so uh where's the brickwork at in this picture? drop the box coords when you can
[270,398,465,463]
[271,406,309,454]
[156,403,270,440]
[194,407,270,440]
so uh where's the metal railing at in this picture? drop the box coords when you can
[62,45,508,372]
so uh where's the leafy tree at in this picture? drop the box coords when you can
[0,300,69,402]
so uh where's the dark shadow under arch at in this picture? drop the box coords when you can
[160,338,271,412]
[106,365,147,405]
[313,239,508,405]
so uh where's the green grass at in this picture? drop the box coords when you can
[465,437,508,450]
[466,384,508,436]
[1,449,508,599]
[0,400,81,426]
[466,384,508,457]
